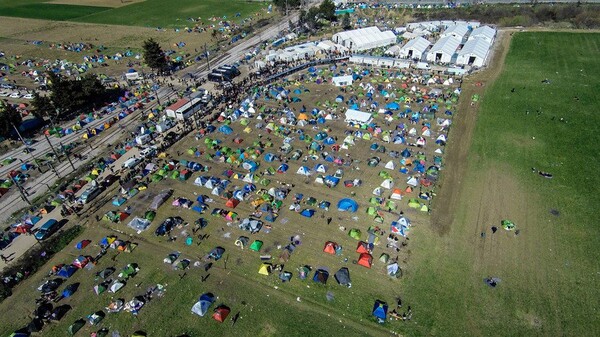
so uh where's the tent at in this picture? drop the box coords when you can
[356,241,371,254]
[387,262,401,278]
[208,247,225,260]
[312,268,329,284]
[249,240,263,252]
[348,228,361,240]
[258,263,272,275]
[75,240,91,250]
[225,198,240,208]
[296,166,311,176]
[323,241,338,255]
[337,198,358,212]
[212,305,231,322]
[192,293,215,317]
[334,267,351,287]
[380,179,393,189]
[57,265,77,278]
[67,318,85,336]
[127,217,151,231]
[300,209,315,217]
[62,283,78,298]
[150,190,172,210]
[357,253,373,268]
[501,219,516,230]
[372,300,388,322]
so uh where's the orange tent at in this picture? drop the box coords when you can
[323,241,338,255]
[298,113,309,120]
[212,305,230,322]
[225,198,240,208]
[356,241,370,254]
[357,253,373,268]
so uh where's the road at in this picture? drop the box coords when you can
[0,11,302,270]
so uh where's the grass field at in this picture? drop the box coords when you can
[0,0,267,27]
[405,31,600,336]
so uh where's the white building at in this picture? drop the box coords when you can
[456,38,491,68]
[426,36,461,64]
[440,24,469,41]
[397,36,431,60]
[332,26,396,52]
[469,25,496,44]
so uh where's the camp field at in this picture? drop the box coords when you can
[405,31,600,336]
[0,0,268,27]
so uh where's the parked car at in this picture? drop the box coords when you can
[34,219,59,240]
[9,92,21,98]
[0,91,10,97]
[22,93,34,100]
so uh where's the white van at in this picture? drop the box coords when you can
[135,134,152,145]
[122,157,141,169]
[78,186,102,204]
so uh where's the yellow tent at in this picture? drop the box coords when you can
[258,263,272,275]
[243,127,252,133]
[298,113,308,121]
[158,152,167,158]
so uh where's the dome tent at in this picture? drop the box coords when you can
[337,198,358,212]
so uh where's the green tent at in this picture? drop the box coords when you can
[366,207,377,215]
[68,318,85,335]
[408,199,420,208]
[119,263,139,279]
[379,253,389,263]
[249,240,263,252]
[348,229,361,240]
[170,171,180,179]
[259,178,271,186]
[378,171,391,179]
[385,200,397,211]
[369,197,381,205]
[187,147,197,155]
[501,220,516,230]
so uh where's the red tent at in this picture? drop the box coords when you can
[323,241,338,255]
[13,224,33,234]
[225,198,239,209]
[357,253,373,268]
[212,305,230,322]
[356,241,370,254]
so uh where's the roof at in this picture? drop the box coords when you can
[469,25,496,41]
[333,26,396,50]
[441,24,469,39]
[429,36,461,55]
[345,109,372,124]
[458,37,491,59]
[401,36,431,53]
[166,98,190,112]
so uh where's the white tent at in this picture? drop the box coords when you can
[407,176,418,187]
[332,26,396,52]
[315,164,328,173]
[380,179,394,189]
[384,160,396,170]
[372,187,382,196]
[345,109,372,124]
[127,217,151,231]
[243,174,254,183]
[296,166,311,176]
[390,189,403,200]
[440,24,469,41]
[398,37,431,60]
[427,36,461,64]
[456,37,491,68]
[193,177,204,186]
[469,25,496,44]
[332,75,353,87]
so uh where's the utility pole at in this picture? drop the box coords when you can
[11,123,41,173]
[9,174,31,206]
[47,160,61,179]
[43,133,61,166]
[60,141,76,171]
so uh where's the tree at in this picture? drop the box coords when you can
[273,0,301,12]
[0,101,23,139]
[30,93,55,121]
[319,0,336,22]
[342,12,351,30]
[142,38,168,73]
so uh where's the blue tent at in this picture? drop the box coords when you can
[265,212,277,222]
[112,197,126,206]
[277,163,289,173]
[386,102,400,110]
[192,293,215,317]
[401,149,412,158]
[337,198,358,212]
[300,209,315,217]
[372,300,388,322]
[57,265,77,278]
[324,175,340,187]
[293,89,302,94]
[218,125,233,135]
[314,132,327,141]
[313,269,329,284]
[323,137,336,145]
[62,283,78,298]
[335,95,344,103]
[264,153,276,162]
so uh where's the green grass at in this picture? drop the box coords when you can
[0,0,267,27]
[404,32,600,336]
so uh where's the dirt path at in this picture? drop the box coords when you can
[430,30,514,235]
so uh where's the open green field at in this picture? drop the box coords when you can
[0,0,267,27]
[406,31,600,335]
